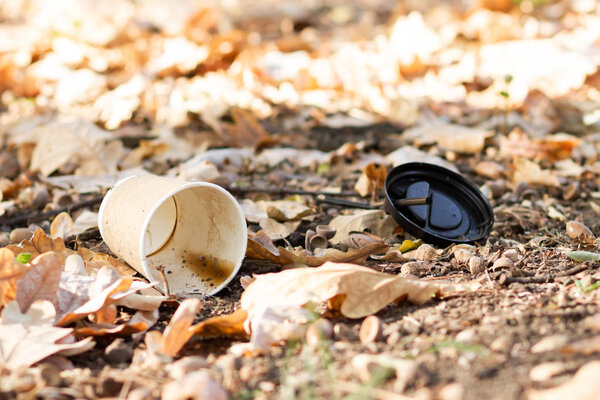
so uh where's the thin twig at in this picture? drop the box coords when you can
[155,264,171,298]
[0,195,104,228]
[225,185,378,198]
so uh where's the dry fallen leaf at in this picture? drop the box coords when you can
[512,157,560,187]
[354,163,387,198]
[77,247,137,277]
[499,129,580,162]
[16,252,62,313]
[329,210,398,245]
[222,107,273,148]
[192,308,248,338]
[401,122,493,154]
[246,231,389,267]
[0,300,94,368]
[7,228,74,262]
[0,248,27,307]
[527,361,600,400]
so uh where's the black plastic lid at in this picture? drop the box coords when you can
[384,162,494,247]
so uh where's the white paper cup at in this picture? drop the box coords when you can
[98,175,247,296]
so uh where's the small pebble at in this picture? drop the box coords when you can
[566,220,594,241]
[127,387,153,400]
[306,319,333,346]
[65,255,87,276]
[401,261,428,275]
[469,256,486,274]
[475,161,504,180]
[490,334,513,353]
[9,227,35,243]
[0,152,19,179]
[438,382,464,400]
[503,249,519,263]
[38,363,62,387]
[31,185,50,209]
[104,339,133,364]
[529,361,567,382]
[359,315,383,344]
[563,182,580,201]
[170,356,210,379]
[531,334,569,353]
[488,179,507,198]
[455,328,477,344]
[415,244,437,261]
[0,232,10,247]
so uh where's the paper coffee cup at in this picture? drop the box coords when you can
[98,175,247,296]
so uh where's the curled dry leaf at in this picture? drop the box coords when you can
[73,309,159,338]
[192,308,248,339]
[0,248,27,307]
[329,210,398,245]
[247,231,389,267]
[16,252,62,313]
[7,228,74,262]
[159,298,202,357]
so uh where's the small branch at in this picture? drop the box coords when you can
[498,273,552,286]
[0,195,104,228]
[555,264,589,277]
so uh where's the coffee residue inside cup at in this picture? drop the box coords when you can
[180,251,235,288]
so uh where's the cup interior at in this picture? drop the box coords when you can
[140,183,247,296]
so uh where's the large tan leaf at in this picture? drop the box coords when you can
[0,248,27,307]
[16,252,62,313]
[241,262,468,319]
[197,262,475,350]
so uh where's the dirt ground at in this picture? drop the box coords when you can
[2,0,600,399]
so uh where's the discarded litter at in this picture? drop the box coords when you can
[384,163,494,247]
[98,175,247,296]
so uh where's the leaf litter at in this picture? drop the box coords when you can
[1,0,600,399]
